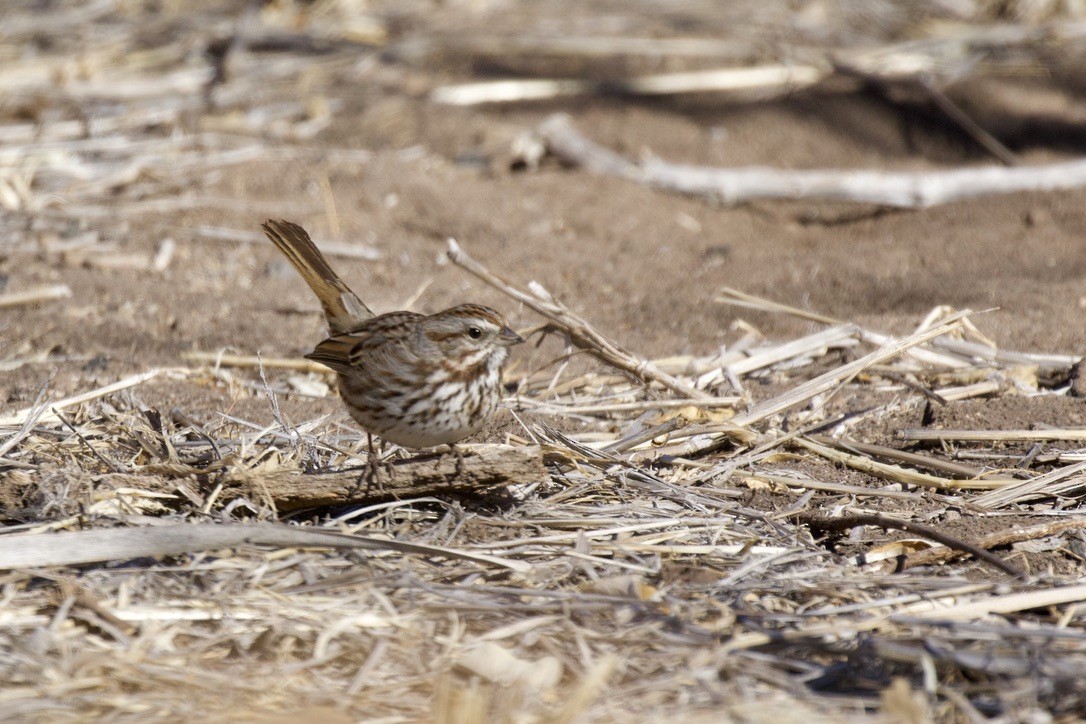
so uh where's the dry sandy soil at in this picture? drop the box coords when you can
[2,0,1086,721]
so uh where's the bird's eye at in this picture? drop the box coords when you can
[467,326,483,339]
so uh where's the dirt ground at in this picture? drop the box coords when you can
[2,0,1086,720]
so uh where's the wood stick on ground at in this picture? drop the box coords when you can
[795,511,1026,578]
[717,286,970,369]
[806,434,1002,480]
[900,428,1086,443]
[431,64,825,105]
[122,445,547,512]
[931,337,1080,370]
[794,437,1010,491]
[538,113,1086,209]
[0,284,72,309]
[446,239,760,445]
[0,522,529,573]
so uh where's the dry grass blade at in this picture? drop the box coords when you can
[794,437,1010,490]
[726,324,858,377]
[907,583,1086,621]
[807,435,995,480]
[717,286,970,368]
[973,458,1086,508]
[730,313,967,428]
[0,368,170,426]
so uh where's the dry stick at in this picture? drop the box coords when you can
[919,77,1018,167]
[0,284,72,309]
[794,436,1010,490]
[516,397,743,415]
[538,113,1086,209]
[906,583,1086,621]
[905,517,1086,570]
[53,408,127,474]
[730,469,925,501]
[931,337,1080,371]
[901,428,1086,443]
[431,64,825,105]
[807,434,997,480]
[794,511,1026,578]
[0,382,51,458]
[446,239,760,446]
[0,522,529,573]
[110,445,547,512]
[725,324,858,377]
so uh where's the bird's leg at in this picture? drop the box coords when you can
[447,443,465,478]
[355,432,384,498]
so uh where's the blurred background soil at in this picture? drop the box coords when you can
[2,0,1084,430]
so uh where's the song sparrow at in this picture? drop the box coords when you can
[261,219,523,450]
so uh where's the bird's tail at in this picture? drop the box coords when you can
[261,219,373,335]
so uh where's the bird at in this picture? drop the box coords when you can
[261,219,523,463]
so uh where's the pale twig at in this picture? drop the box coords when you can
[539,113,1086,209]
[794,437,1009,491]
[431,64,825,105]
[906,517,1086,570]
[806,434,999,480]
[901,429,1086,443]
[0,284,72,309]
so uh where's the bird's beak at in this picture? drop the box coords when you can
[499,326,525,346]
